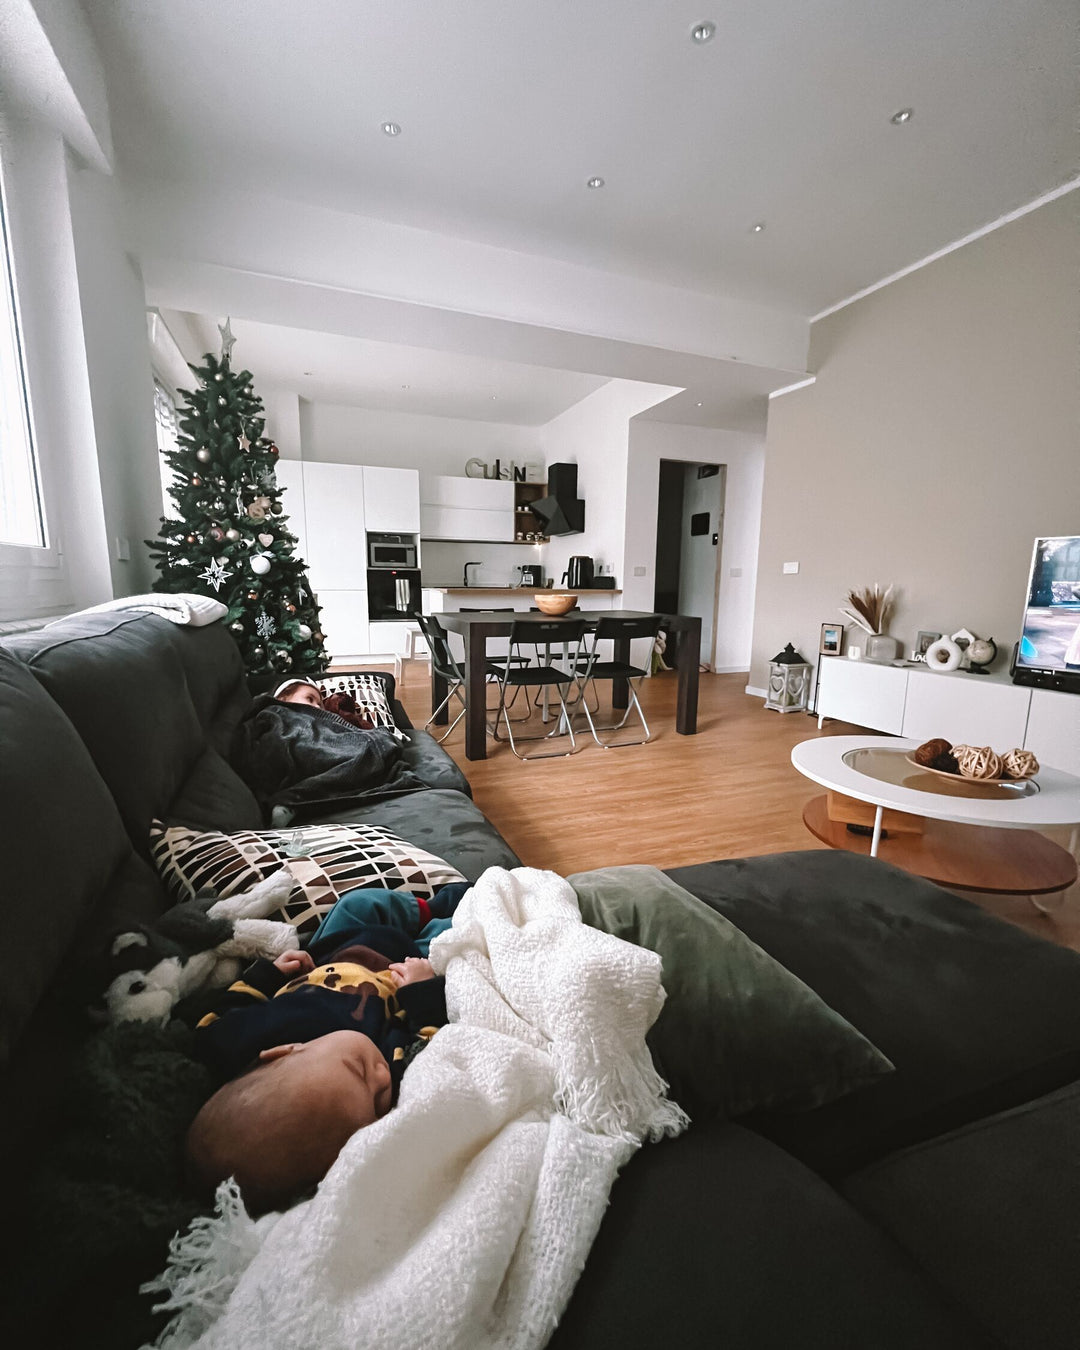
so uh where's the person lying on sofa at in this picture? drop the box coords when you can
[232,679,425,819]
[185,881,468,1216]
[275,676,377,730]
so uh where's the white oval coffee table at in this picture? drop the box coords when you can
[792,736,1080,902]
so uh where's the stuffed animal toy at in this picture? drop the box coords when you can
[98,870,300,1026]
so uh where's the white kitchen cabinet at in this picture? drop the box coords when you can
[817,657,909,734]
[902,669,1031,748]
[419,476,514,541]
[367,621,415,659]
[1024,688,1080,775]
[273,459,308,561]
[313,589,369,662]
[420,503,513,542]
[363,466,421,534]
[301,463,366,588]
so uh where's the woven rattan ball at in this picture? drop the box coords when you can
[1001,748,1039,780]
[953,745,1003,780]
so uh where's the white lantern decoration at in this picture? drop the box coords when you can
[765,643,812,713]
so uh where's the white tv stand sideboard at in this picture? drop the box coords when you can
[816,657,1080,775]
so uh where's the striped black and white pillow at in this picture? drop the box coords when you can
[149,819,465,935]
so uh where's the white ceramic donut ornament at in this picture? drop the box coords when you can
[925,636,963,672]
[953,745,1003,780]
[1001,748,1039,779]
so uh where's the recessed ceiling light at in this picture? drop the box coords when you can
[381,121,402,136]
[691,21,716,43]
[491,395,498,401]
[586,176,605,189]
[890,108,913,125]
[696,402,703,408]
[750,221,766,234]
[400,384,410,390]
[303,370,313,376]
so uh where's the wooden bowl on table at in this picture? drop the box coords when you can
[533,592,578,615]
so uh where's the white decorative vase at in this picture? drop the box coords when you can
[925,636,963,673]
[864,633,900,662]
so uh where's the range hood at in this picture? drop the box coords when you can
[531,462,584,536]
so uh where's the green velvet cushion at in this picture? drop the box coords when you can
[569,865,894,1120]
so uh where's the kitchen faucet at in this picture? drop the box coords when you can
[463,561,482,587]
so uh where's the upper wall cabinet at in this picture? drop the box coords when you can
[363,466,421,534]
[301,462,366,589]
[420,475,514,541]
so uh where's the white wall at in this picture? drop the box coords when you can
[625,422,765,672]
[751,193,1080,690]
[538,380,679,589]
[68,158,160,594]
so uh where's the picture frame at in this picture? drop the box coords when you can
[912,630,941,662]
[819,622,844,656]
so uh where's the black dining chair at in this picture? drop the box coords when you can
[415,614,469,743]
[458,607,530,716]
[570,613,662,747]
[491,617,588,759]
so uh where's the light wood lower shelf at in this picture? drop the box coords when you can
[802,795,1077,896]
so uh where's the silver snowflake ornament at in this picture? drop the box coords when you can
[255,610,277,639]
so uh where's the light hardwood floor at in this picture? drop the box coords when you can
[389,661,1079,951]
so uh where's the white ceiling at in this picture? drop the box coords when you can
[164,312,609,425]
[83,0,1077,314]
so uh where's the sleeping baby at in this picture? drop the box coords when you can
[185,881,468,1215]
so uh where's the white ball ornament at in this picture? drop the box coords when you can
[250,554,272,576]
[225,528,241,542]
[196,449,211,463]
[298,624,312,640]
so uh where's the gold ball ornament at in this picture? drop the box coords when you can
[953,745,1003,780]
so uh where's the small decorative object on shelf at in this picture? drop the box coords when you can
[839,584,898,661]
[924,634,963,672]
[966,636,998,674]
[819,622,843,656]
[912,630,941,663]
[765,644,812,713]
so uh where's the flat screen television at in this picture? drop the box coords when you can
[1012,536,1080,692]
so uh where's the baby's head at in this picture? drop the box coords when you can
[186,1030,392,1214]
[274,677,323,710]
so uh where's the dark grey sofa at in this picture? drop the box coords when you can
[2,612,1078,1349]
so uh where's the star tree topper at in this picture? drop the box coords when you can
[218,317,237,363]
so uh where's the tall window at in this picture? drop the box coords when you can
[0,159,44,547]
[154,378,181,516]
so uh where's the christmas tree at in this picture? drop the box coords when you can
[148,321,328,681]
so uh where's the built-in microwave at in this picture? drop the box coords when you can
[368,533,418,569]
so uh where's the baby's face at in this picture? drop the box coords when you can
[280,683,323,709]
[259,1030,393,1129]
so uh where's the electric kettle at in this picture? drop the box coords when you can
[562,556,595,588]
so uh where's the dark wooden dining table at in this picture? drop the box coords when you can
[430,608,702,760]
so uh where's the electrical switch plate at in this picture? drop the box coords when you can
[782,560,800,574]
[633,565,646,576]
[115,537,132,561]
[730,567,743,578]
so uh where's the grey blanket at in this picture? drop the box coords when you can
[232,694,425,817]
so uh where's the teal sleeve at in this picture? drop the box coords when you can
[310,887,423,947]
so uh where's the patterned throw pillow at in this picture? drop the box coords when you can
[149,820,465,935]
[313,672,405,741]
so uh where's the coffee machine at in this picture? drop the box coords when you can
[562,556,594,588]
[518,563,543,587]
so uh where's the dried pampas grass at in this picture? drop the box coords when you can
[840,584,895,635]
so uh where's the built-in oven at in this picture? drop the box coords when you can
[368,532,418,569]
[367,568,422,621]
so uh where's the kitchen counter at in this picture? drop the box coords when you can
[426,586,622,595]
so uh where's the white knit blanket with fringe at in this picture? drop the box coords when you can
[52,593,228,627]
[144,866,687,1350]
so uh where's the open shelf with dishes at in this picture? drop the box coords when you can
[513,480,548,543]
